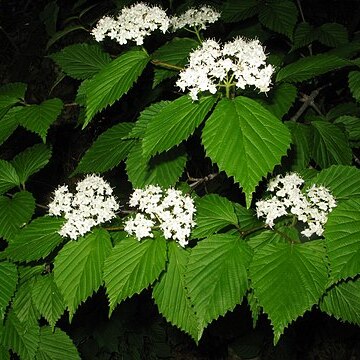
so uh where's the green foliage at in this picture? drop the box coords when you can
[0,262,18,320]
[348,71,360,102]
[265,83,297,119]
[220,0,260,22]
[0,160,20,194]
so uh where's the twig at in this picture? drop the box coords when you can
[187,172,218,188]
[151,60,183,71]
[296,0,313,55]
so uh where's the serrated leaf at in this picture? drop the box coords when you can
[85,50,150,126]
[0,344,9,360]
[11,144,52,184]
[0,83,27,99]
[247,229,287,250]
[258,0,298,39]
[1,311,39,360]
[39,1,59,36]
[316,23,349,48]
[126,141,187,188]
[265,83,297,119]
[311,120,352,168]
[185,234,253,340]
[0,261,17,320]
[276,54,350,83]
[292,22,315,50]
[16,98,63,142]
[153,242,199,340]
[0,160,20,195]
[54,228,112,318]
[324,199,360,282]
[104,236,167,314]
[221,0,260,22]
[233,203,262,231]
[32,274,66,330]
[36,327,80,360]
[192,194,238,239]
[46,25,88,50]
[3,216,64,263]
[50,43,111,80]
[320,278,360,325]
[250,241,328,344]
[143,95,217,157]
[0,191,35,242]
[202,97,291,206]
[73,122,135,174]
[334,115,360,142]
[0,107,20,146]
[348,71,360,102]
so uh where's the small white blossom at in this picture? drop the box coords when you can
[91,3,170,45]
[48,175,119,240]
[177,37,274,100]
[171,5,221,32]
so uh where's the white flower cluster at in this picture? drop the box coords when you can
[256,173,337,238]
[124,185,196,247]
[171,5,221,31]
[48,175,119,239]
[91,3,170,45]
[177,37,275,100]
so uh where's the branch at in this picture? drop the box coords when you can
[187,172,218,188]
[151,60,183,71]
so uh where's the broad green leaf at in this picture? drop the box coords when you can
[50,43,111,80]
[39,1,59,36]
[326,102,360,121]
[0,191,35,242]
[0,82,27,99]
[324,199,360,282]
[151,38,198,88]
[126,141,187,188]
[0,345,9,360]
[142,95,217,157]
[185,234,253,340]
[0,160,20,195]
[233,203,263,231]
[73,122,135,174]
[1,311,39,360]
[311,120,352,168]
[46,25,88,50]
[32,274,66,330]
[202,97,291,206]
[247,229,287,250]
[191,194,238,239]
[316,23,349,48]
[265,83,297,119]
[104,236,167,314]
[258,0,298,39]
[85,50,150,126]
[276,54,350,83]
[221,0,260,22]
[54,228,112,318]
[311,165,360,200]
[334,115,360,142]
[348,71,360,102]
[0,261,17,320]
[250,241,328,344]
[292,22,315,50]
[36,327,80,360]
[320,278,360,325]
[0,107,20,146]
[328,39,360,58]
[3,216,64,262]
[11,144,52,184]
[16,98,63,142]
[153,242,199,340]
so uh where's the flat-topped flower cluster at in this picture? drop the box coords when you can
[256,173,337,237]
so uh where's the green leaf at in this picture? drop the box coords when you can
[185,234,253,340]
[191,194,238,239]
[0,160,20,195]
[153,242,199,340]
[202,97,291,206]
[334,115,360,142]
[73,122,135,174]
[311,120,352,168]
[0,261,17,320]
[84,50,150,126]
[258,0,298,39]
[54,228,112,318]
[3,216,64,262]
[247,229,287,250]
[250,241,328,344]
[0,83,27,99]
[324,199,360,282]
[104,236,167,314]
[32,274,66,330]
[234,203,263,231]
[142,95,217,157]
[36,327,80,360]
[11,144,52,184]
[46,25,88,50]
[0,107,20,146]
[50,43,112,80]
[276,54,350,83]
[292,22,315,50]
[151,38,198,88]
[0,345,9,360]
[0,191,35,242]
[316,23,349,48]
[265,83,297,119]
[39,1,59,36]
[1,311,39,360]
[16,98,63,142]
[221,0,260,22]
[126,142,187,188]
[348,71,360,102]
[320,278,360,325]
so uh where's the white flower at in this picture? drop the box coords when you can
[48,175,119,240]
[91,3,170,45]
[177,37,274,101]
[171,5,221,31]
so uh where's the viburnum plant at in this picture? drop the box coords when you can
[0,0,360,358]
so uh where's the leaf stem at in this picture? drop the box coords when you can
[151,60,184,71]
